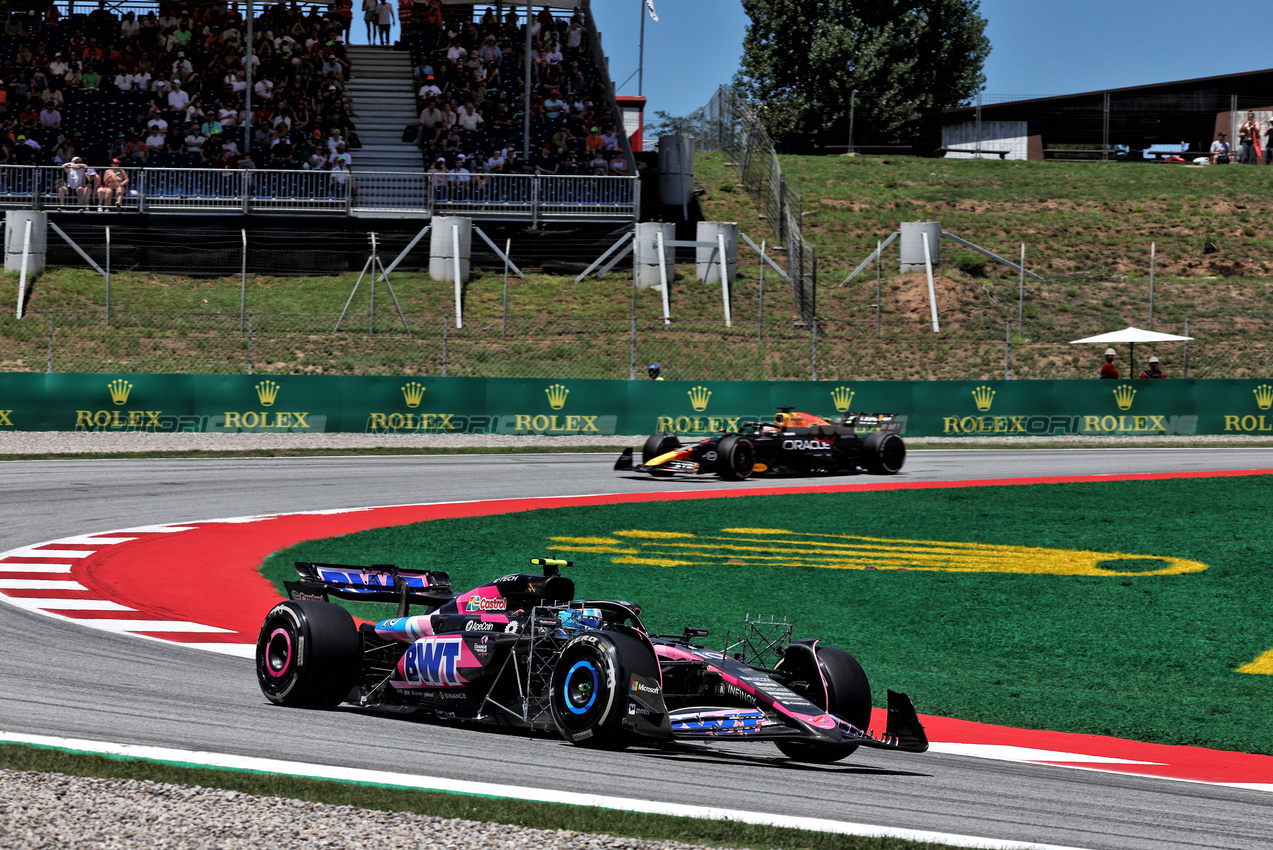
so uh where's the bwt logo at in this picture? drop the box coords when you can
[402,637,463,687]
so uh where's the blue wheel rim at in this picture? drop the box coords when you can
[563,659,599,715]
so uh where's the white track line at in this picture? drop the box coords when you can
[0,732,1093,850]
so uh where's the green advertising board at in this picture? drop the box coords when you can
[1,373,1271,437]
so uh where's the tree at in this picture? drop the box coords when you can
[646,110,699,141]
[733,0,991,151]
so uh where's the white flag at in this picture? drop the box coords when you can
[645,0,659,22]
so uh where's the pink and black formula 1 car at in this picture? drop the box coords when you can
[257,558,928,762]
[615,408,907,481]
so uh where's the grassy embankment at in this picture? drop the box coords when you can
[2,156,1273,379]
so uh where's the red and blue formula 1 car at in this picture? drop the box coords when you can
[257,558,928,761]
[615,408,906,480]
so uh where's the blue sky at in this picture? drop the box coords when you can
[589,1,1273,118]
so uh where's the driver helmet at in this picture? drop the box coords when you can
[557,607,602,635]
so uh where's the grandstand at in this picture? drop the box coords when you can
[0,0,638,221]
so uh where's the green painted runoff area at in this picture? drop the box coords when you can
[262,474,1273,756]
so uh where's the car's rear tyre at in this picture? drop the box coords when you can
[256,600,361,709]
[862,431,906,474]
[716,434,755,480]
[550,631,654,749]
[642,432,681,477]
[775,643,872,763]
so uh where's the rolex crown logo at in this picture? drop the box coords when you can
[688,386,712,412]
[1113,384,1137,411]
[831,386,854,413]
[1256,384,1273,411]
[972,385,995,412]
[402,381,426,409]
[107,379,133,406]
[545,384,569,410]
[255,380,281,407]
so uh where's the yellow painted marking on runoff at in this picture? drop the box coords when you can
[579,528,1209,577]
[1235,649,1273,675]
[551,537,623,545]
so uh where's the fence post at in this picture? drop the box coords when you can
[758,239,765,342]
[46,311,53,373]
[105,225,111,327]
[1183,317,1190,378]
[811,316,818,381]
[629,314,637,380]
[240,228,247,332]
[247,311,254,375]
[875,239,882,338]
[1149,241,1156,330]
[1005,319,1012,380]
[442,315,449,377]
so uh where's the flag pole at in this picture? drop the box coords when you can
[638,0,645,96]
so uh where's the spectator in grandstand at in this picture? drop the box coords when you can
[608,155,629,176]
[184,124,208,159]
[82,64,104,90]
[11,136,35,165]
[1099,348,1120,379]
[331,154,357,197]
[532,140,559,175]
[97,160,129,208]
[52,136,77,165]
[59,157,92,206]
[1139,357,1166,379]
[5,14,24,37]
[427,155,449,199]
[1211,132,1231,165]
[62,62,84,90]
[144,124,167,154]
[120,11,140,42]
[169,80,191,111]
[362,0,377,41]
[375,0,395,46]
[38,101,61,130]
[113,66,135,91]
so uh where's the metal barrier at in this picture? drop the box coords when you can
[0,166,638,222]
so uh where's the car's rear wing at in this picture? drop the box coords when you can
[284,561,455,615]
[839,413,903,434]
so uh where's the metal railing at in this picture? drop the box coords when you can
[0,166,639,222]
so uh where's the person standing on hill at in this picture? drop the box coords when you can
[1239,112,1259,164]
[1211,132,1231,164]
[648,364,664,381]
[1139,356,1166,379]
[1099,348,1120,379]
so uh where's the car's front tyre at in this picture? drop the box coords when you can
[775,643,872,763]
[256,600,361,709]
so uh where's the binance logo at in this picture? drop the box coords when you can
[971,385,995,412]
[256,380,281,407]
[545,384,569,410]
[688,386,712,412]
[546,528,1208,578]
[1255,384,1273,411]
[108,379,133,406]
[831,386,854,413]
[402,381,426,408]
[1113,385,1136,411]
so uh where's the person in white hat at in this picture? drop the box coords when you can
[1139,356,1166,379]
[1099,347,1120,379]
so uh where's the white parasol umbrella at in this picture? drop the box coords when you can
[1070,326,1193,376]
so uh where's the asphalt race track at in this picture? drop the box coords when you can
[2,448,1273,850]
